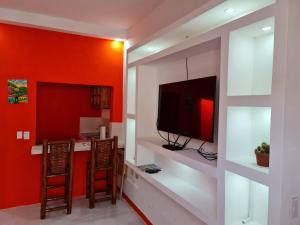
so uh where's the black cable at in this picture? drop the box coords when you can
[184,141,217,161]
[156,129,176,144]
[185,57,189,80]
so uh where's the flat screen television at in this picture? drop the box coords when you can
[157,76,217,149]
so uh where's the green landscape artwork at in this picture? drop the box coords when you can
[8,80,28,104]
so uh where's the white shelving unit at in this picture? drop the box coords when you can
[221,16,276,225]
[123,1,293,224]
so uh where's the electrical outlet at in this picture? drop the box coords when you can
[23,131,30,140]
[290,197,299,219]
[16,131,23,139]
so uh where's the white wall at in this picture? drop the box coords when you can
[281,0,300,224]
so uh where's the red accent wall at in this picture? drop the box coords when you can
[0,23,123,209]
[36,83,102,143]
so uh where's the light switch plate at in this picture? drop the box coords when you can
[23,131,30,140]
[17,131,23,139]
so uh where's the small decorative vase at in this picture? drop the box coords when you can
[255,152,269,167]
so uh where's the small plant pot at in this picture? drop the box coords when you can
[255,152,269,167]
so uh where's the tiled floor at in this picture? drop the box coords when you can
[0,198,144,225]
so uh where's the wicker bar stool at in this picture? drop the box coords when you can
[40,139,75,219]
[86,136,118,208]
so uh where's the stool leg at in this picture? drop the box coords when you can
[64,176,68,203]
[112,170,117,205]
[86,163,90,199]
[40,178,47,219]
[67,174,72,214]
[89,170,95,209]
[106,171,111,195]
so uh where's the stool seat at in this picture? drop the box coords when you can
[40,139,75,219]
[86,136,118,208]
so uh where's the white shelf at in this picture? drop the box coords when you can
[225,171,269,225]
[224,160,269,187]
[126,113,136,119]
[232,221,263,225]
[230,157,269,174]
[226,95,272,107]
[227,17,275,96]
[137,137,217,178]
[126,161,217,225]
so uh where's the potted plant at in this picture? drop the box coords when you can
[254,142,270,167]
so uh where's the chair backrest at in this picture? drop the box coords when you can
[91,136,118,169]
[42,140,75,175]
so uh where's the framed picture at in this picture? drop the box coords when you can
[8,79,28,104]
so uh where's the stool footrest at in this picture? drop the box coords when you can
[47,195,65,201]
[95,195,112,202]
[47,172,69,178]
[47,183,65,189]
[46,205,67,212]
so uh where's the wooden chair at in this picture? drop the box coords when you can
[40,139,75,219]
[86,136,118,208]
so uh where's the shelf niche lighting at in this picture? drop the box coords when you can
[225,171,269,225]
[227,17,275,96]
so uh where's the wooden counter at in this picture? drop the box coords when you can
[31,140,124,155]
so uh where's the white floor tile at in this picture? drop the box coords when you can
[0,198,144,225]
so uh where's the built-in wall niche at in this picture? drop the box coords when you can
[226,107,271,173]
[227,17,275,96]
[127,67,137,115]
[135,144,217,225]
[36,82,104,143]
[136,38,221,140]
[225,171,269,225]
[125,118,136,164]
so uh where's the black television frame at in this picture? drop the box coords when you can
[157,76,217,150]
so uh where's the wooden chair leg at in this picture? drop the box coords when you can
[86,163,90,199]
[112,170,117,205]
[106,171,111,195]
[89,170,95,209]
[40,193,46,219]
[64,176,68,203]
[40,177,47,219]
[67,177,72,214]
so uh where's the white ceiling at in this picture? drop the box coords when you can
[0,0,164,30]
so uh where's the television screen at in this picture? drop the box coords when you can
[157,76,216,142]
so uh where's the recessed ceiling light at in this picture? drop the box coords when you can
[224,8,235,14]
[262,26,272,31]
